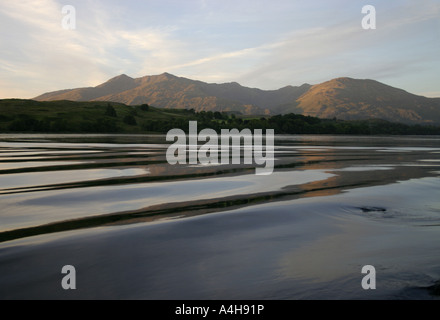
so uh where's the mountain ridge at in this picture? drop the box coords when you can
[33,73,440,124]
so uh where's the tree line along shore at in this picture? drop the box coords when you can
[1,99,440,135]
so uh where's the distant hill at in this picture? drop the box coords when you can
[34,73,271,115]
[34,73,440,124]
[294,77,440,124]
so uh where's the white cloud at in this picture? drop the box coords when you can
[222,1,440,89]
[0,0,438,98]
[0,0,201,97]
[0,0,107,96]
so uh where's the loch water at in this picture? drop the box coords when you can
[0,134,440,299]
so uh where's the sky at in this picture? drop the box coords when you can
[0,0,439,99]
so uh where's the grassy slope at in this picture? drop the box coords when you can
[0,99,192,133]
[1,99,440,135]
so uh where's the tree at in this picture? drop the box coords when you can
[213,111,223,120]
[123,114,137,126]
[105,104,117,117]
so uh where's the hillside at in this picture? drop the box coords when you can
[33,73,440,124]
[1,99,440,136]
[295,77,440,124]
[33,73,311,116]
[35,73,269,115]
[0,99,190,134]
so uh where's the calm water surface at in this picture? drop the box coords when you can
[0,134,439,299]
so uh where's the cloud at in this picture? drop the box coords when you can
[0,0,109,97]
[0,0,201,97]
[225,0,440,89]
[0,0,438,98]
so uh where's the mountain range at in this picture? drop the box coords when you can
[34,73,440,124]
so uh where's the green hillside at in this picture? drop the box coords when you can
[1,99,440,135]
[0,99,194,133]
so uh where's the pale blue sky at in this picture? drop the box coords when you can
[0,0,439,98]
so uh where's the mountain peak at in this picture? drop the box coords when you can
[333,77,355,81]
[93,73,137,97]
[159,72,177,79]
[97,74,134,87]
[324,77,357,85]
[32,74,440,124]
[109,73,133,81]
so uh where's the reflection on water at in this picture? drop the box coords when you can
[1,134,439,238]
[0,133,440,299]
